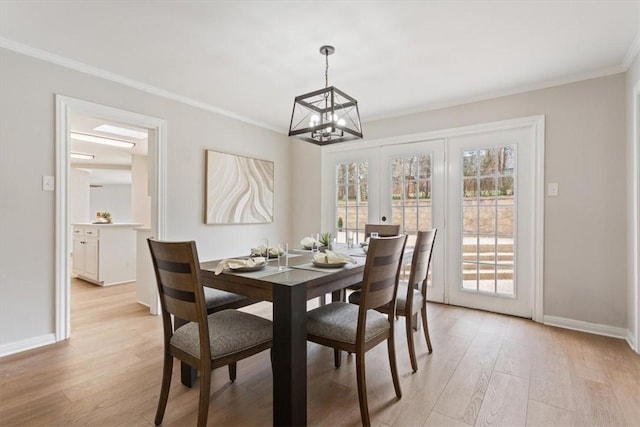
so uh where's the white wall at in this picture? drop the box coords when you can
[90,184,131,223]
[0,48,291,351]
[626,53,640,351]
[131,154,150,227]
[294,74,628,331]
[68,168,90,224]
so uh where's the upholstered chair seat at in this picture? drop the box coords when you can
[306,302,389,344]
[171,309,272,359]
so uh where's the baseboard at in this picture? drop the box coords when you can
[544,315,629,341]
[0,333,56,357]
[627,329,638,353]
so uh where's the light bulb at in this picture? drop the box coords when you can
[309,115,320,127]
[337,118,346,126]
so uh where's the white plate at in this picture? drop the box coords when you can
[228,262,267,272]
[312,260,347,268]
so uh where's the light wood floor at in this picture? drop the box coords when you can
[1,279,639,426]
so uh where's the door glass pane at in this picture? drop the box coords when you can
[460,145,516,297]
[387,153,434,285]
[335,160,368,243]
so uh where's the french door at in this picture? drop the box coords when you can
[323,123,538,317]
[379,140,445,303]
[447,128,534,317]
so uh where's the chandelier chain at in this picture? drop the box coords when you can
[325,50,329,88]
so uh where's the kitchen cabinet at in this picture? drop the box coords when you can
[73,229,99,281]
[72,224,141,286]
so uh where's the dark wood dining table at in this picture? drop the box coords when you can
[199,251,367,426]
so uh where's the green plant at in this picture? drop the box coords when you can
[337,217,343,230]
[320,232,332,246]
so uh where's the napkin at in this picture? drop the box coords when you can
[313,250,356,264]
[300,237,319,248]
[214,257,266,275]
[250,246,283,257]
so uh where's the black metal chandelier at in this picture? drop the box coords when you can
[288,45,363,145]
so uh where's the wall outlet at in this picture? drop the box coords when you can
[547,182,559,197]
[42,175,55,191]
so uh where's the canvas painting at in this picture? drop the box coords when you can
[205,150,274,224]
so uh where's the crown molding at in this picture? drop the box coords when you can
[0,37,282,134]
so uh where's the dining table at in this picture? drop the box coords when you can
[199,248,368,426]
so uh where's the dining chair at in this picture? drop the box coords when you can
[340,223,402,302]
[147,239,273,427]
[306,234,407,426]
[349,229,437,372]
[174,268,260,388]
[364,223,401,239]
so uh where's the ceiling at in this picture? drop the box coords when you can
[1,1,639,134]
[69,113,148,185]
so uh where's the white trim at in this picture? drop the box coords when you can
[544,315,628,340]
[628,329,638,352]
[0,334,56,358]
[632,84,640,353]
[325,115,547,153]
[1,37,280,134]
[55,95,166,341]
[323,115,545,321]
[533,117,545,322]
[623,32,640,71]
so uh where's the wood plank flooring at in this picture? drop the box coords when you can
[0,278,638,426]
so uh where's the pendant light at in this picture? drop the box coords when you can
[288,45,363,145]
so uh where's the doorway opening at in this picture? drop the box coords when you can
[55,95,167,341]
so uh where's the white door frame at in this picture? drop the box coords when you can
[631,85,640,353]
[322,115,545,321]
[55,95,167,341]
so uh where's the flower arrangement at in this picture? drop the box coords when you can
[96,211,112,223]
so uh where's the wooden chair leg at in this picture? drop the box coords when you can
[387,329,402,398]
[228,362,237,382]
[421,305,433,353]
[197,368,211,427]
[154,353,174,425]
[334,349,342,368]
[405,313,418,372]
[355,350,370,427]
[270,348,274,375]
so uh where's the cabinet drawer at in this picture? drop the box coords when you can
[84,228,100,238]
[73,228,85,236]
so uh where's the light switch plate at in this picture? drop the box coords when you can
[43,175,55,191]
[547,182,558,196]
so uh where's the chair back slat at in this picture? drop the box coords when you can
[359,235,407,310]
[407,230,437,296]
[147,239,208,326]
[364,223,401,238]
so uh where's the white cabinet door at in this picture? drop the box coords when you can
[72,237,85,276]
[83,238,99,281]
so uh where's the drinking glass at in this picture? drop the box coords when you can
[278,243,289,270]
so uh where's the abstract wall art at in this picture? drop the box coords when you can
[205,150,274,224]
